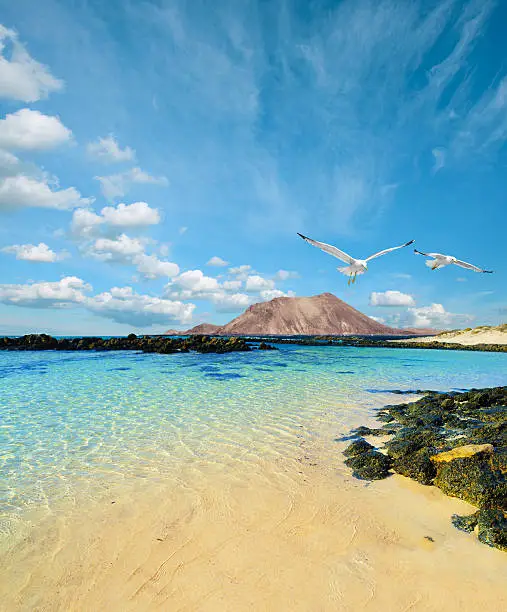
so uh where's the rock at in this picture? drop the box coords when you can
[343,438,374,457]
[452,511,479,533]
[385,426,446,459]
[258,342,277,350]
[476,508,507,551]
[432,447,506,508]
[351,425,392,437]
[431,444,494,463]
[392,447,437,485]
[344,450,392,480]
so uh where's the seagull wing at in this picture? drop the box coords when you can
[365,240,414,262]
[453,259,493,273]
[297,233,355,264]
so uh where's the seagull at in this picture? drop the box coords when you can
[297,233,414,285]
[414,249,493,274]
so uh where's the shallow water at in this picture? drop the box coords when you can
[1,345,505,537]
[1,345,506,610]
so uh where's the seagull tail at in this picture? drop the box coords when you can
[297,232,308,240]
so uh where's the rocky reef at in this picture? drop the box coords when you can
[342,386,507,551]
[0,333,276,354]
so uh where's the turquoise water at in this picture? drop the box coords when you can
[0,345,505,537]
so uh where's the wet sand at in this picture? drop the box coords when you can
[1,443,505,612]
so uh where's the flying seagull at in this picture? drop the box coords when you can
[414,249,493,274]
[297,233,414,285]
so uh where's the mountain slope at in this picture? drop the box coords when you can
[218,292,407,336]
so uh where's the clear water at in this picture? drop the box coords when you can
[0,345,505,542]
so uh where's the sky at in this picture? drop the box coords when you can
[0,0,505,335]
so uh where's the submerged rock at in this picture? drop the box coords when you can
[344,450,392,480]
[452,511,479,533]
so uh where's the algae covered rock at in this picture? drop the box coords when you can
[452,511,479,533]
[343,438,374,458]
[392,447,437,485]
[432,444,506,508]
[344,450,392,480]
[476,508,507,551]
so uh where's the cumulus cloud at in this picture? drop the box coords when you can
[245,275,275,292]
[207,256,229,267]
[259,289,296,301]
[1,242,67,262]
[71,202,160,238]
[95,167,168,200]
[0,276,195,327]
[274,270,299,281]
[0,24,63,102]
[222,280,242,291]
[370,290,416,307]
[87,134,135,163]
[0,276,90,308]
[100,201,160,227]
[91,233,146,261]
[0,174,92,210]
[0,108,72,150]
[87,286,194,326]
[388,303,474,329]
[229,265,252,280]
[132,253,179,279]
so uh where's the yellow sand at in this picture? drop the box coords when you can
[398,325,507,346]
[1,447,506,611]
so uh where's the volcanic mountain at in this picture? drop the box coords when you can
[166,293,425,336]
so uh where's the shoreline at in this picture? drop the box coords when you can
[1,391,506,610]
[1,438,506,611]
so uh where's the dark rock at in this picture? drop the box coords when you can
[258,342,277,350]
[392,447,437,485]
[476,508,507,551]
[343,438,374,457]
[385,426,447,459]
[452,511,479,532]
[344,450,392,480]
[351,425,390,437]
[432,445,506,508]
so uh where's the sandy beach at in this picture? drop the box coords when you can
[398,326,507,346]
[1,439,506,612]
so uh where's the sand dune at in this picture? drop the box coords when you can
[401,324,507,346]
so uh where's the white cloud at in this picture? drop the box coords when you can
[171,269,220,294]
[87,134,135,163]
[1,242,67,262]
[0,276,195,328]
[0,25,63,102]
[207,256,229,267]
[370,290,416,307]
[259,289,295,301]
[274,269,299,281]
[0,108,72,151]
[87,287,194,326]
[391,272,412,280]
[91,233,145,261]
[178,226,188,235]
[431,147,446,173]
[222,280,242,291]
[100,201,160,227]
[369,315,386,324]
[245,275,275,292]
[229,264,252,279]
[133,253,179,279]
[456,277,467,282]
[213,292,252,312]
[96,167,168,200]
[0,276,90,308]
[0,174,92,210]
[71,207,104,237]
[387,303,474,329]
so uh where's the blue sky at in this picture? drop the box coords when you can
[0,0,505,335]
